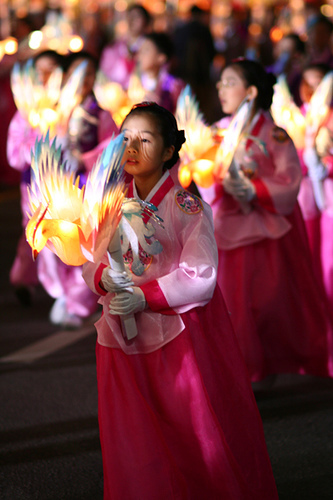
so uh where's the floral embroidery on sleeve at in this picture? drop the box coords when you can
[175,189,203,214]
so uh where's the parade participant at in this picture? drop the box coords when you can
[297,63,333,312]
[132,31,185,114]
[63,50,119,178]
[82,102,278,499]
[99,3,152,90]
[7,50,64,306]
[210,58,332,382]
[37,51,119,328]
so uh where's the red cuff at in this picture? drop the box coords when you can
[94,263,108,296]
[252,178,276,213]
[140,280,177,315]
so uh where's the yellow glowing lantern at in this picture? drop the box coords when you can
[175,85,217,188]
[69,35,84,53]
[4,37,18,55]
[178,164,193,189]
[191,159,215,188]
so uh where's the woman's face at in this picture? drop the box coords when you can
[121,113,172,181]
[216,66,249,115]
[121,112,174,198]
[299,68,325,104]
[127,8,148,38]
[137,38,162,73]
[35,56,60,86]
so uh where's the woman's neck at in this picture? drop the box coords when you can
[134,171,164,200]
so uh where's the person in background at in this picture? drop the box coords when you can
[99,3,152,90]
[7,50,65,306]
[208,58,332,384]
[266,33,306,106]
[297,63,333,316]
[305,15,333,68]
[36,50,119,328]
[63,50,119,178]
[172,5,218,123]
[82,101,278,500]
[132,31,185,114]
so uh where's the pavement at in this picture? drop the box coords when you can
[1,184,333,500]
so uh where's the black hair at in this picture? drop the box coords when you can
[64,50,98,72]
[302,62,331,78]
[121,102,186,170]
[142,32,174,61]
[127,4,152,25]
[227,58,277,111]
[283,33,306,55]
[34,50,64,68]
[309,14,333,33]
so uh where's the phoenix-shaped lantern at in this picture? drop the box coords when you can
[26,133,164,339]
[11,58,88,137]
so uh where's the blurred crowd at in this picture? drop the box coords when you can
[1,0,333,332]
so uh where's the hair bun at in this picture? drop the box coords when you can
[175,130,186,152]
[266,71,277,87]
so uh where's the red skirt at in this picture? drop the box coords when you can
[96,287,278,499]
[217,204,332,381]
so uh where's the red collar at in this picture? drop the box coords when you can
[128,174,174,223]
[245,113,265,151]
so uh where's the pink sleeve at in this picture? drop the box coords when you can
[254,135,302,215]
[82,260,108,295]
[152,203,218,315]
[7,111,39,172]
[140,280,177,315]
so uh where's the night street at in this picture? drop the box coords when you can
[1,185,333,500]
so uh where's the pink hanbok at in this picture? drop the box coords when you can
[7,110,40,289]
[297,106,333,311]
[82,172,278,500]
[99,39,139,89]
[202,111,332,381]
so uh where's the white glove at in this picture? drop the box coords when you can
[223,171,256,202]
[303,147,328,181]
[101,267,134,293]
[109,287,146,316]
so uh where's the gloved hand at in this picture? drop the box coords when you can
[101,267,134,293]
[223,171,256,202]
[303,147,328,181]
[109,287,146,316]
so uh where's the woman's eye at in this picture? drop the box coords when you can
[141,138,149,143]
[123,137,128,142]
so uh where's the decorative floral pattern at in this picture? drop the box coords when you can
[123,244,153,274]
[272,126,289,143]
[175,189,203,214]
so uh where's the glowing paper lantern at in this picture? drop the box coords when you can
[175,85,216,188]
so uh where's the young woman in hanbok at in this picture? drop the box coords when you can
[296,63,333,316]
[99,3,152,90]
[7,50,64,306]
[83,103,277,500]
[82,102,278,500]
[37,51,119,328]
[132,31,186,114]
[208,58,332,382]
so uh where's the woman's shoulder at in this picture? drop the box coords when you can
[166,184,213,221]
[260,111,293,144]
